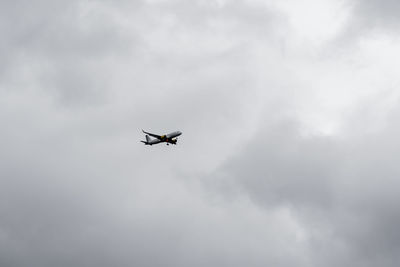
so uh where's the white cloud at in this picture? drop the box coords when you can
[274,0,351,44]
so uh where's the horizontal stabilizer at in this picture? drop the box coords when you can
[141,140,151,145]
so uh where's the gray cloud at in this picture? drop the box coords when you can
[0,0,138,107]
[1,0,400,266]
[353,0,400,29]
[206,111,400,266]
[336,0,400,43]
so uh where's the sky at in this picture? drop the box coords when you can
[1,0,400,266]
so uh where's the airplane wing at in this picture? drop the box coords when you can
[142,130,163,140]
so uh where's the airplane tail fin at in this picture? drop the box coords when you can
[145,135,152,143]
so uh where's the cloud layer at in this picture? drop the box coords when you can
[1,0,400,266]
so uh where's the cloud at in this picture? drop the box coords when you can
[333,0,400,44]
[205,109,400,266]
[0,0,137,107]
[1,0,400,266]
[353,0,400,29]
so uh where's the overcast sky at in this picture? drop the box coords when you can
[1,0,400,266]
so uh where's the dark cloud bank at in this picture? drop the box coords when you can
[208,117,400,267]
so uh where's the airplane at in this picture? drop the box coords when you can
[141,130,182,146]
